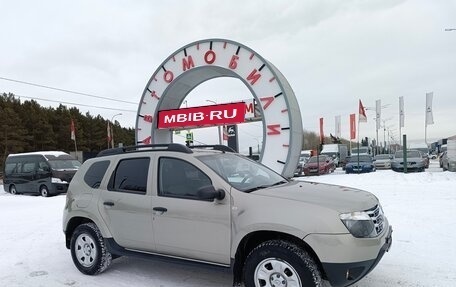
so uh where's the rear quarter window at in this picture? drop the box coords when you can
[84,160,110,188]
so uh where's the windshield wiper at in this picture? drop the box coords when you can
[244,180,288,193]
[271,180,288,186]
[244,185,272,193]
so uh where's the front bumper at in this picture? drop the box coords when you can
[49,183,69,195]
[304,225,392,287]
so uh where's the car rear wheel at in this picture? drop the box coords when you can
[9,185,18,195]
[70,223,112,275]
[243,240,322,287]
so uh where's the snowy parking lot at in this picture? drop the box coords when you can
[0,160,455,287]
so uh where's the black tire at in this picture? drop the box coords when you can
[9,185,18,195]
[40,185,50,197]
[70,223,112,275]
[243,240,322,287]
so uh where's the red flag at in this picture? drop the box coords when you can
[107,122,112,142]
[223,125,228,141]
[359,100,367,122]
[350,114,356,139]
[70,119,76,141]
[319,117,324,143]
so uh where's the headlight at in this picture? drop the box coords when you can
[51,177,68,184]
[340,211,376,238]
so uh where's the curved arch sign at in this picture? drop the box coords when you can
[135,39,302,177]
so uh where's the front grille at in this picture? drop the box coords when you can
[366,205,385,235]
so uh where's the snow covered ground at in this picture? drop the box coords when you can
[0,159,455,286]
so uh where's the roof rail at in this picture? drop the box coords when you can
[97,143,193,157]
[189,145,235,153]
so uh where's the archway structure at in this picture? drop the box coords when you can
[135,39,302,177]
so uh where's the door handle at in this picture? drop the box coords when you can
[153,207,167,212]
[153,207,167,215]
[103,201,115,207]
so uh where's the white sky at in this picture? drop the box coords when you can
[1,0,455,151]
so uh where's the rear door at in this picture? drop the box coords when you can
[98,156,155,251]
[152,156,231,265]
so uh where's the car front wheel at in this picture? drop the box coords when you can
[40,185,49,197]
[243,240,322,287]
[70,223,112,275]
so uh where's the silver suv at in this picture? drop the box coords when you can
[63,144,392,287]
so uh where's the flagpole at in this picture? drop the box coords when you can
[74,134,78,154]
[357,116,360,174]
[425,123,427,146]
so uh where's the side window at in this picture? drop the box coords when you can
[109,158,149,194]
[84,160,110,188]
[158,157,212,200]
[38,161,50,172]
[4,163,17,175]
[22,162,36,173]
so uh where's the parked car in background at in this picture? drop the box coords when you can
[3,151,81,197]
[409,143,429,168]
[302,155,335,176]
[320,144,348,167]
[391,150,426,172]
[345,155,376,174]
[373,154,392,169]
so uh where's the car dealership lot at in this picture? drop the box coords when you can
[0,160,455,287]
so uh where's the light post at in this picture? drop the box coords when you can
[110,113,122,148]
[381,118,392,154]
[253,137,262,154]
[206,100,222,145]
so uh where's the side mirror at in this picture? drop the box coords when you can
[197,186,225,201]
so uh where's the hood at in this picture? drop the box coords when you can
[393,157,422,163]
[346,161,372,166]
[253,180,378,213]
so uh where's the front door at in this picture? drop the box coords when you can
[152,156,231,265]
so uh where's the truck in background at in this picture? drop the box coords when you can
[320,144,348,167]
[442,139,456,171]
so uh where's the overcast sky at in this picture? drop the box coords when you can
[1,0,455,151]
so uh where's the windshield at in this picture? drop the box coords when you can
[348,155,372,162]
[48,159,81,170]
[321,152,337,157]
[197,153,286,192]
[308,156,328,163]
[299,155,309,163]
[414,148,429,156]
[375,154,391,160]
[394,150,421,158]
[351,147,368,154]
